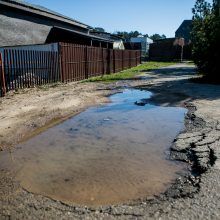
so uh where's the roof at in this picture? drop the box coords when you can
[52,27,114,43]
[0,0,90,30]
[175,20,192,34]
[175,20,192,42]
[90,31,124,41]
[153,38,176,43]
[130,37,153,43]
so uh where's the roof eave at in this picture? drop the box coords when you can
[52,27,114,43]
[0,0,89,30]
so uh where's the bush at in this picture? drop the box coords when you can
[191,0,220,81]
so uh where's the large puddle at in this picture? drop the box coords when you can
[0,89,187,206]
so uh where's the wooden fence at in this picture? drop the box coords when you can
[149,40,192,61]
[0,43,141,97]
[3,50,60,92]
[0,53,6,97]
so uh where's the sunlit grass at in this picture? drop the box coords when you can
[85,61,176,82]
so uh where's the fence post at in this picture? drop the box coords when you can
[85,46,89,79]
[0,53,6,97]
[102,48,105,75]
[58,42,64,82]
[128,50,131,68]
[113,50,116,73]
[135,51,137,66]
[139,51,142,64]
[122,50,124,70]
[107,49,111,74]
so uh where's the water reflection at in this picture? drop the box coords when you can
[0,89,187,206]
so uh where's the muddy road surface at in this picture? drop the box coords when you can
[1,63,220,219]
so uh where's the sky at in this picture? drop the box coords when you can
[26,0,213,38]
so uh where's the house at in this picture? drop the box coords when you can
[175,20,192,44]
[0,0,113,48]
[130,36,153,59]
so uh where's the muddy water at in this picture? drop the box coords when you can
[0,89,187,206]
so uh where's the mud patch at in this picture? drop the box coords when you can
[0,89,187,207]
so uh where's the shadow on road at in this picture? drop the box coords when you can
[141,66,197,77]
[135,65,220,107]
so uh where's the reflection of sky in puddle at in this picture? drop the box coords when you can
[0,89,187,206]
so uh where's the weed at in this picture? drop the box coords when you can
[84,61,176,83]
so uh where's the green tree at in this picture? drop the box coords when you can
[149,34,166,41]
[191,0,220,80]
[114,31,143,41]
[93,27,105,33]
[213,0,220,15]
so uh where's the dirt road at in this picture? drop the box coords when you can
[1,63,220,219]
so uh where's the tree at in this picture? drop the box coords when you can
[213,0,220,15]
[149,34,166,41]
[191,0,220,80]
[93,27,105,33]
[114,31,143,41]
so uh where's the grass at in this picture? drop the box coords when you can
[84,61,176,83]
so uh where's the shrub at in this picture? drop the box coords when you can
[191,0,220,81]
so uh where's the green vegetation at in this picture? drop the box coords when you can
[93,27,105,32]
[114,31,166,41]
[191,0,220,81]
[85,62,176,82]
[114,31,147,40]
[92,28,167,41]
[149,34,166,41]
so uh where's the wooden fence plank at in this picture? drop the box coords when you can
[0,53,6,97]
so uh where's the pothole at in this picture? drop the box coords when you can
[0,89,187,206]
